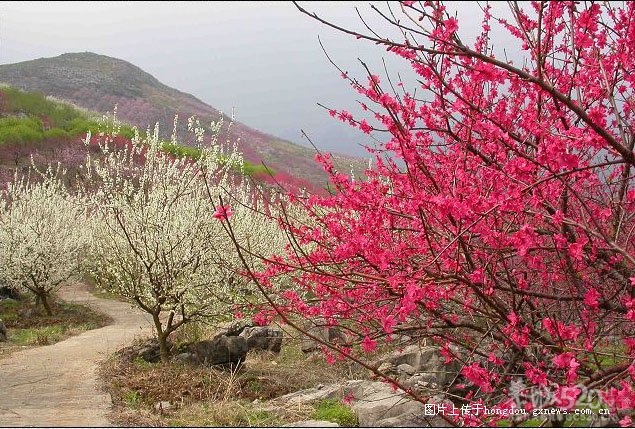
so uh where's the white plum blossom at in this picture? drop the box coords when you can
[85,118,286,361]
[0,168,91,315]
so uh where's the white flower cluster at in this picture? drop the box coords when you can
[0,112,290,355]
[82,117,287,356]
[0,167,91,314]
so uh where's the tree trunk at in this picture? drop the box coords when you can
[39,293,53,316]
[152,314,170,362]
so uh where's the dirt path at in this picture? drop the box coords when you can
[0,283,153,426]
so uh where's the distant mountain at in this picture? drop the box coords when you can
[0,52,363,189]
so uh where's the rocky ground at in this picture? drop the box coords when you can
[0,283,457,427]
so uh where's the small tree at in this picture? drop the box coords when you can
[0,169,90,315]
[226,1,635,426]
[86,120,286,362]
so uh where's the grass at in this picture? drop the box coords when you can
[0,87,105,145]
[0,294,113,356]
[99,328,367,427]
[122,389,143,408]
[311,399,358,426]
[10,325,68,346]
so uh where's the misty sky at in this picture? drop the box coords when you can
[0,2,516,157]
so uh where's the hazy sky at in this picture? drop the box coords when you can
[0,2,515,157]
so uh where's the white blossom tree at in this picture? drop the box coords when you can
[0,169,90,315]
[85,120,286,361]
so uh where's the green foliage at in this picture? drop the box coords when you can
[2,88,91,131]
[161,141,202,160]
[0,117,44,144]
[311,399,358,427]
[132,356,154,369]
[241,162,275,177]
[65,117,101,136]
[0,298,22,324]
[160,141,271,178]
[0,87,104,144]
[43,128,71,139]
[0,87,268,181]
[216,154,275,177]
[3,87,80,128]
[166,403,281,427]
[122,389,143,408]
[118,125,137,139]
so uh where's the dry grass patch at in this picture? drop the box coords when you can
[100,333,367,426]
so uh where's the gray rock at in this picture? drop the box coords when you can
[396,335,412,344]
[268,380,370,407]
[282,420,340,427]
[268,380,455,427]
[190,335,248,367]
[0,286,21,301]
[269,380,455,428]
[403,373,440,392]
[300,319,347,353]
[240,326,283,353]
[397,363,416,376]
[271,384,349,405]
[139,342,162,363]
[216,319,253,337]
[172,352,198,366]
[377,362,397,376]
[0,319,6,342]
[119,338,169,363]
[352,388,425,427]
[374,346,458,386]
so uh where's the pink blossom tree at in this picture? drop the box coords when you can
[223,1,635,426]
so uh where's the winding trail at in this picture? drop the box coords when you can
[0,283,153,426]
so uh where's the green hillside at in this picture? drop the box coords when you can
[0,86,271,177]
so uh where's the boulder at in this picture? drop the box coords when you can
[240,326,283,353]
[172,352,198,366]
[268,380,450,427]
[190,335,248,367]
[402,374,440,393]
[270,382,360,406]
[300,320,348,353]
[373,345,458,387]
[0,319,6,342]
[119,338,169,363]
[216,319,254,337]
[377,362,397,376]
[397,363,416,376]
[353,391,425,427]
[345,381,450,427]
[0,285,21,301]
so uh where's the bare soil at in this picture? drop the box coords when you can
[0,282,152,426]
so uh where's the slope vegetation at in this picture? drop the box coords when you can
[0,52,363,189]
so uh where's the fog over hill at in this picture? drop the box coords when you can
[0,52,364,188]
